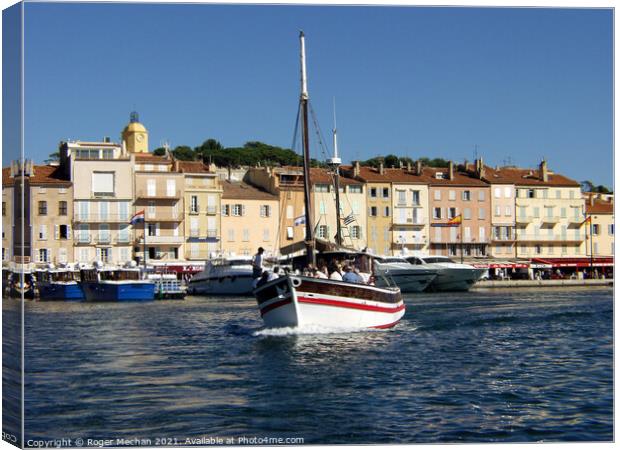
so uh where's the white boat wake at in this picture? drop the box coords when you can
[253,324,395,337]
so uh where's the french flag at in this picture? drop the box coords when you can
[130,210,145,225]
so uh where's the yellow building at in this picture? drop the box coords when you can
[134,153,185,263]
[177,161,222,260]
[585,194,614,257]
[121,111,149,154]
[220,180,279,257]
[2,161,74,266]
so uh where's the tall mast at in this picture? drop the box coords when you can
[328,98,343,246]
[299,31,316,266]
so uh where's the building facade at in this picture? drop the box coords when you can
[585,194,614,257]
[220,180,279,257]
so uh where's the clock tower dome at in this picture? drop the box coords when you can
[122,111,149,153]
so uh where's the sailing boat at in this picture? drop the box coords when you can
[253,32,405,330]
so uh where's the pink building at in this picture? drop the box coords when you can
[425,162,491,258]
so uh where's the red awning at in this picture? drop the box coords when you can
[530,257,614,268]
[472,262,529,269]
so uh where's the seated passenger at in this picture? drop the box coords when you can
[329,263,343,281]
[267,266,281,282]
[313,267,328,279]
[342,265,363,284]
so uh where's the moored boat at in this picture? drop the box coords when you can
[79,263,155,302]
[5,270,36,299]
[405,255,487,291]
[373,256,438,293]
[187,257,259,295]
[36,265,84,301]
[148,273,186,299]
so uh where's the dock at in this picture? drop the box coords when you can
[474,279,613,289]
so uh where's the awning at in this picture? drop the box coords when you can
[472,261,528,269]
[531,257,614,268]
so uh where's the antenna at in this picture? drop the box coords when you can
[474,144,478,161]
[328,97,341,166]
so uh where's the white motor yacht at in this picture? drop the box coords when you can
[373,256,438,293]
[188,257,261,295]
[405,255,487,292]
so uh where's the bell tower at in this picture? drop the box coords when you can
[121,111,149,153]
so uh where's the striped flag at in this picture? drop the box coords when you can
[294,215,306,226]
[343,213,356,225]
[447,214,462,226]
[130,210,145,225]
[582,215,592,226]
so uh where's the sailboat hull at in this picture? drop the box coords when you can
[254,275,405,329]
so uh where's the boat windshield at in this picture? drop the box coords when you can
[100,270,141,281]
[377,257,409,264]
[422,257,456,264]
[51,271,80,282]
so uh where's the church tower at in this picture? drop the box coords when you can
[121,111,149,153]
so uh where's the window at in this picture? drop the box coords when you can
[59,225,70,239]
[349,185,362,194]
[263,228,270,241]
[533,207,540,218]
[505,206,512,216]
[463,208,471,220]
[593,242,599,255]
[397,190,406,205]
[92,172,115,196]
[242,229,250,242]
[370,206,377,217]
[562,245,567,255]
[286,205,294,219]
[535,244,542,255]
[495,206,501,217]
[350,225,361,240]
[318,225,328,239]
[370,187,377,198]
[434,190,441,201]
[190,196,199,214]
[166,179,176,197]
[448,207,457,219]
[147,179,156,196]
[528,189,535,199]
[38,249,49,263]
[58,201,67,216]
[592,224,600,235]
[147,201,155,219]
[38,225,48,240]
[555,190,561,199]
[542,190,548,199]
[228,229,235,242]
[449,190,456,201]
[478,208,485,220]
[384,206,390,217]
[315,184,330,193]
[232,204,244,216]
[462,190,471,201]
[478,190,485,201]
[260,205,271,217]
[494,187,501,198]
[286,227,294,240]
[504,186,511,198]
[38,201,47,215]
[2,202,5,216]
[433,207,442,219]
[560,207,567,218]
[569,190,575,199]
[382,188,389,198]
[147,223,157,237]
[609,224,614,235]
[448,245,457,256]
[412,190,420,206]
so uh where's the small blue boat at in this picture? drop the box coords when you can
[79,265,155,302]
[36,266,84,301]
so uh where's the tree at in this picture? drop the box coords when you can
[172,146,195,161]
[595,185,611,194]
[152,147,167,156]
[581,180,595,192]
[48,151,60,161]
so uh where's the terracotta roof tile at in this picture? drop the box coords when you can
[176,161,214,174]
[422,167,488,187]
[341,165,429,184]
[221,181,278,200]
[483,166,580,187]
[2,165,70,187]
[586,198,614,214]
[135,153,170,162]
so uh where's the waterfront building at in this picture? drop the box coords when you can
[472,160,517,258]
[495,161,585,259]
[60,138,135,265]
[2,161,73,266]
[134,153,185,264]
[585,193,614,257]
[176,161,222,260]
[424,162,491,258]
[220,180,279,257]
[343,162,392,256]
[122,111,149,154]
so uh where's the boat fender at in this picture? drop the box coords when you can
[291,277,301,287]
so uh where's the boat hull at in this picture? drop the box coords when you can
[80,281,155,302]
[375,268,437,293]
[38,282,85,301]
[427,268,487,292]
[254,276,404,329]
[188,274,254,296]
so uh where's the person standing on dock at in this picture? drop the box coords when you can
[252,247,265,278]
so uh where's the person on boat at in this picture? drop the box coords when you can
[342,265,364,284]
[313,267,328,279]
[328,262,343,280]
[254,270,270,289]
[252,247,265,278]
[267,266,281,282]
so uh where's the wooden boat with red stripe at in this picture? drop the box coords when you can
[254,275,404,329]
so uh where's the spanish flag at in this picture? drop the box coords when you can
[448,214,462,225]
[581,216,592,226]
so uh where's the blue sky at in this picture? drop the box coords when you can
[10,3,614,186]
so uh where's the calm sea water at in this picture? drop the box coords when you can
[3,287,613,445]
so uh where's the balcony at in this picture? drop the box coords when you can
[393,217,426,226]
[136,190,181,200]
[206,206,218,215]
[74,214,132,223]
[74,236,92,245]
[137,235,184,245]
[96,235,112,244]
[516,234,584,242]
[430,236,488,244]
[144,212,183,222]
[189,229,200,238]
[206,229,218,238]
[116,236,132,244]
[541,216,560,224]
[491,236,516,242]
